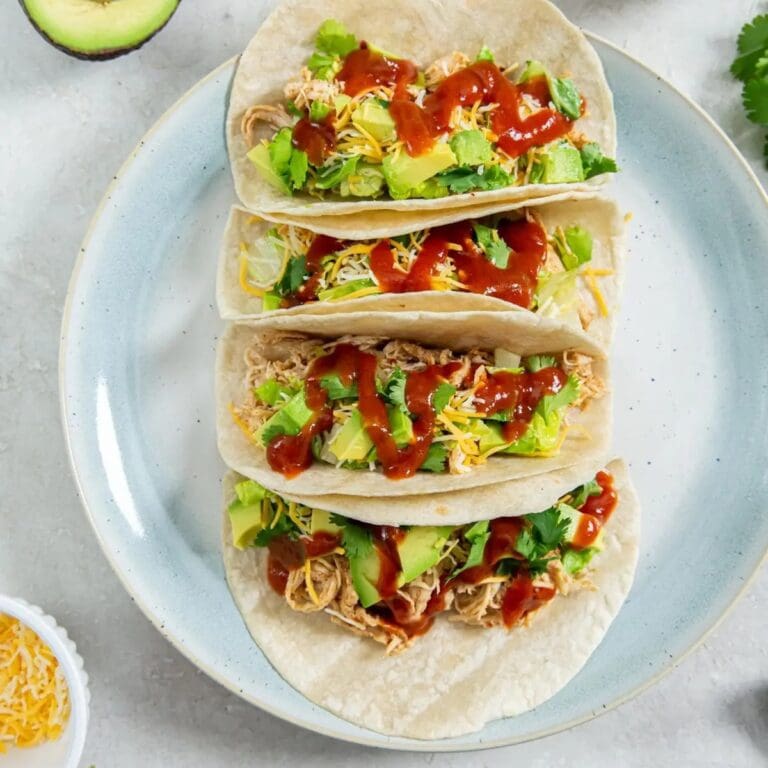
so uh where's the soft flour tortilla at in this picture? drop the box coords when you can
[216,317,612,497]
[221,459,640,739]
[217,197,625,351]
[227,0,616,219]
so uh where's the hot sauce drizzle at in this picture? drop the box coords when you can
[291,111,337,166]
[571,470,617,548]
[282,233,344,307]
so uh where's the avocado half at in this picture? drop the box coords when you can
[20,0,180,60]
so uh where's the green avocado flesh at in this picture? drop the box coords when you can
[21,0,179,59]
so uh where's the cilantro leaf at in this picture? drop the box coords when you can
[316,19,358,57]
[731,15,768,81]
[743,77,768,123]
[253,379,294,406]
[252,513,297,547]
[536,375,579,419]
[383,368,408,410]
[285,100,303,118]
[436,164,512,194]
[288,149,309,190]
[419,443,448,472]
[337,518,373,559]
[473,223,511,268]
[320,374,358,400]
[528,507,569,550]
[307,51,337,80]
[570,478,602,508]
[452,521,490,577]
[274,254,307,296]
[514,528,537,560]
[579,142,618,180]
[432,382,456,414]
[523,354,556,372]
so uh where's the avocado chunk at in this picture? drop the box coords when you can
[328,409,374,462]
[340,164,386,198]
[227,480,267,549]
[558,503,604,548]
[352,101,397,143]
[539,143,585,183]
[21,0,179,60]
[396,526,453,585]
[382,143,457,198]
[310,509,343,536]
[348,546,382,608]
[248,144,290,194]
[257,389,314,445]
[449,130,493,166]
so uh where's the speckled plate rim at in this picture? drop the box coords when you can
[59,35,768,751]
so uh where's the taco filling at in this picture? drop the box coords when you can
[238,210,610,327]
[227,470,618,654]
[229,334,605,479]
[240,19,617,200]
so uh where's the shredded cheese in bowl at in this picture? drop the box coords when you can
[0,613,70,753]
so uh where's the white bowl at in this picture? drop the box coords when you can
[0,596,89,768]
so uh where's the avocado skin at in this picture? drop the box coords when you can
[19,0,180,61]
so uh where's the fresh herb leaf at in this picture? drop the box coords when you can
[316,19,358,57]
[743,77,768,123]
[337,518,373,559]
[731,15,768,81]
[528,507,569,550]
[253,379,293,406]
[436,164,512,194]
[452,521,490,576]
[274,254,307,296]
[288,149,309,190]
[536,375,579,419]
[579,142,618,179]
[570,478,602,508]
[420,443,448,472]
[234,479,266,506]
[473,222,511,268]
[285,100,303,118]
[307,51,337,80]
[432,382,456,414]
[253,513,296,547]
[523,354,556,372]
[383,368,408,410]
[320,374,358,400]
[268,128,294,177]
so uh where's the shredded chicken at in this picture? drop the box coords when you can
[562,351,606,409]
[240,104,293,148]
[424,51,471,88]
[544,245,566,275]
[578,303,596,330]
[284,66,341,111]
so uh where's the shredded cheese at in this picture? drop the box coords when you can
[228,403,254,441]
[0,614,70,753]
[583,272,609,317]
[337,286,382,302]
[304,560,321,606]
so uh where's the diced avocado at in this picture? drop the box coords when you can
[310,509,342,535]
[388,406,414,447]
[539,143,584,183]
[518,59,548,84]
[396,526,454,585]
[317,278,377,302]
[247,143,289,193]
[382,143,457,198]
[257,389,313,445]
[340,164,386,197]
[558,503,604,548]
[449,130,493,166]
[349,548,382,607]
[21,0,179,60]
[466,419,508,453]
[328,409,374,462]
[334,94,352,112]
[352,101,397,143]
[227,480,267,549]
[261,291,282,311]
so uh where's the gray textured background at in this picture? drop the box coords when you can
[1,1,767,765]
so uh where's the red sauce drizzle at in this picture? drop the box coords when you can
[500,572,556,628]
[337,44,418,98]
[571,470,618,549]
[266,531,342,595]
[282,233,344,307]
[387,60,578,157]
[369,217,547,308]
[292,111,337,166]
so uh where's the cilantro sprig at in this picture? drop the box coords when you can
[731,14,768,164]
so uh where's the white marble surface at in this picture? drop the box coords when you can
[1,1,767,766]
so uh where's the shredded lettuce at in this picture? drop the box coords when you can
[316,19,358,57]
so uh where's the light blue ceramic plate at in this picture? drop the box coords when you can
[60,36,768,750]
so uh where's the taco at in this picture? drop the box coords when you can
[227,0,617,218]
[216,318,611,497]
[222,458,639,737]
[218,197,624,349]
